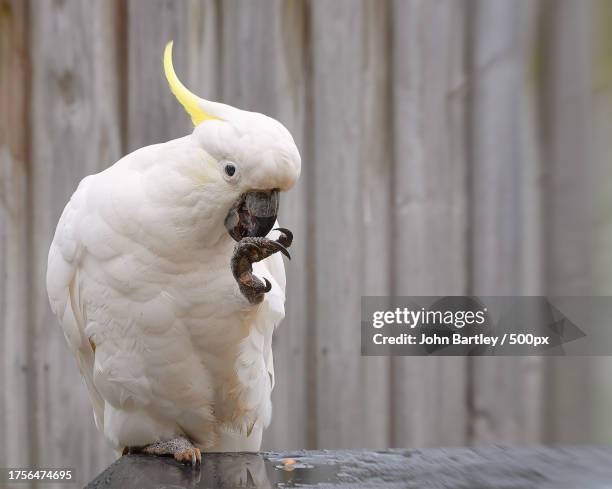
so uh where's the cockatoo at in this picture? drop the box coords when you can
[46,41,300,465]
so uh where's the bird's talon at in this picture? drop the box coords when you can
[263,277,272,293]
[271,240,291,259]
[273,227,293,248]
[139,437,201,467]
[231,231,293,303]
[172,447,201,466]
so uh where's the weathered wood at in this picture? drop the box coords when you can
[390,0,469,447]
[0,0,31,477]
[87,446,612,488]
[267,0,312,450]
[592,0,612,443]
[540,0,593,444]
[309,0,368,448]
[468,0,544,444]
[359,0,391,448]
[185,0,221,100]
[127,0,191,152]
[30,0,121,485]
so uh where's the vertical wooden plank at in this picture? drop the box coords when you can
[272,0,312,450]
[468,0,544,444]
[390,0,469,447]
[217,0,311,450]
[219,1,282,110]
[520,1,545,298]
[309,2,390,447]
[186,0,221,100]
[30,0,121,484]
[541,0,593,297]
[359,0,391,448]
[592,0,612,444]
[311,0,387,448]
[593,3,612,294]
[127,0,190,153]
[518,0,546,439]
[540,0,593,444]
[0,0,32,476]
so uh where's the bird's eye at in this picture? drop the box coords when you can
[221,161,239,183]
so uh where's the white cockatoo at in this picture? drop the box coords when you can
[46,41,300,465]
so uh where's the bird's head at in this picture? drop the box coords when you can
[163,41,300,243]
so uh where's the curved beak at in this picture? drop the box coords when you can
[224,190,280,242]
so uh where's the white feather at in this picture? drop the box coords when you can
[47,122,298,452]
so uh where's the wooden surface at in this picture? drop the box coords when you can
[540,0,594,445]
[468,0,544,444]
[310,0,366,449]
[389,0,468,447]
[87,446,612,488]
[0,1,607,488]
[592,0,612,444]
[0,0,31,475]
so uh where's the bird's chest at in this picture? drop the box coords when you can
[91,246,258,372]
[87,245,272,430]
[181,287,271,428]
[172,260,266,381]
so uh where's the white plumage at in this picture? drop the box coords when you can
[46,43,300,455]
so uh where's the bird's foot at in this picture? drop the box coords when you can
[231,228,293,304]
[135,436,202,466]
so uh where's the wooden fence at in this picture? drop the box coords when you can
[1,0,610,486]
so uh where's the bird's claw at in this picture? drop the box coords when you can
[273,227,293,248]
[173,446,201,466]
[231,232,293,304]
[138,436,201,467]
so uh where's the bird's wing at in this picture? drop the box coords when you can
[47,143,222,448]
[47,176,106,429]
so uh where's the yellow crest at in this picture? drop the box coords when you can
[163,41,221,126]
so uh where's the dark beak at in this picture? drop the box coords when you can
[224,189,280,242]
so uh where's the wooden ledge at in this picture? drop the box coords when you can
[87,446,612,488]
